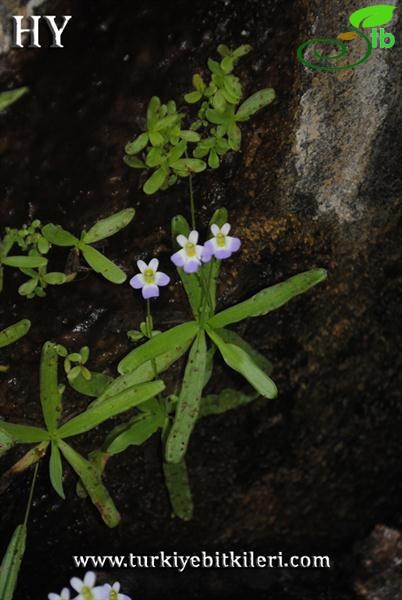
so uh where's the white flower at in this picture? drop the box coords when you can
[70,572,104,600]
[202,223,241,261]
[48,589,70,600]
[129,258,170,299]
[102,582,131,600]
[171,230,204,273]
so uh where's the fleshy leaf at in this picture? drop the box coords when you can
[69,371,113,398]
[349,5,397,28]
[0,428,14,458]
[163,458,193,521]
[40,342,62,432]
[0,422,49,443]
[0,320,31,349]
[0,87,28,112]
[49,442,65,499]
[2,256,47,268]
[107,413,162,455]
[143,168,167,195]
[0,524,27,600]
[83,209,135,244]
[81,244,127,284]
[199,388,259,417]
[42,224,78,247]
[236,88,276,122]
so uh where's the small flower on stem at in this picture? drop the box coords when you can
[48,589,70,600]
[202,223,241,262]
[70,572,104,600]
[130,258,170,299]
[171,231,204,273]
[102,582,132,600]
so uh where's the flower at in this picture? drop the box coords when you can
[48,589,70,600]
[171,231,204,273]
[129,258,170,299]
[70,572,104,600]
[202,223,241,261]
[102,582,132,600]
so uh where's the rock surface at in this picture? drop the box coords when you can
[0,0,401,598]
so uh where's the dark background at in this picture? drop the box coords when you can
[0,0,401,598]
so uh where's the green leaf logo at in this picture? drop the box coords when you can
[349,4,397,28]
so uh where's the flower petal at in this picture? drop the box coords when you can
[189,230,199,244]
[112,582,121,592]
[228,236,241,252]
[130,274,144,289]
[149,258,159,271]
[61,589,71,600]
[201,245,213,263]
[70,577,83,592]
[142,284,160,299]
[183,258,201,273]
[137,260,147,273]
[155,271,170,286]
[176,234,188,248]
[221,223,231,235]
[93,587,107,600]
[195,244,204,259]
[215,248,232,260]
[211,224,220,236]
[84,572,96,587]
[171,249,185,267]
[48,594,60,600]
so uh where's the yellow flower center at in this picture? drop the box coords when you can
[185,241,197,257]
[216,232,226,247]
[143,268,155,284]
[110,590,118,600]
[82,588,93,600]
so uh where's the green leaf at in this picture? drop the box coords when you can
[233,44,252,58]
[0,421,49,443]
[124,155,146,169]
[42,272,67,285]
[58,440,120,527]
[199,388,259,417]
[83,209,135,244]
[208,149,219,169]
[165,331,207,463]
[0,87,28,112]
[227,122,241,150]
[69,371,113,397]
[171,215,203,319]
[2,256,47,268]
[236,88,276,122]
[184,91,202,104]
[125,132,149,155]
[143,168,167,195]
[163,458,193,521]
[18,278,38,296]
[349,5,396,28]
[0,428,14,458]
[208,269,327,329]
[57,380,165,438]
[0,524,27,600]
[206,326,277,399]
[217,328,273,376]
[171,159,206,175]
[0,320,31,349]
[205,108,226,125]
[81,244,127,284]
[107,413,161,455]
[118,321,198,375]
[42,224,78,247]
[49,442,65,499]
[40,342,62,432]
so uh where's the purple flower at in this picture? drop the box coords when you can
[102,582,132,600]
[171,231,204,273]
[70,572,104,600]
[202,223,241,261]
[129,259,170,299]
[48,589,70,600]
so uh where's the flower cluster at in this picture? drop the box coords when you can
[48,572,131,600]
[130,222,241,298]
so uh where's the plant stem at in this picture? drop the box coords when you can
[23,462,39,528]
[188,174,196,230]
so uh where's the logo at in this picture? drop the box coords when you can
[297,4,397,71]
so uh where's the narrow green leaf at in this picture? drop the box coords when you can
[0,421,49,443]
[208,269,327,329]
[0,524,27,600]
[69,371,113,398]
[124,155,146,169]
[83,209,135,244]
[81,244,127,284]
[58,440,120,528]
[171,159,206,174]
[125,132,149,155]
[0,320,31,349]
[236,88,276,121]
[18,278,38,296]
[57,380,165,438]
[206,326,277,399]
[49,442,65,499]
[0,87,28,112]
[0,428,14,458]
[184,91,202,104]
[143,168,167,195]
[43,272,67,285]
[107,413,161,455]
[166,331,207,463]
[40,342,62,432]
[2,256,47,268]
[217,328,273,376]
[42,224,78,247]
[163,458,193,521]
[118,321,198,375]
[199,387,258,417]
